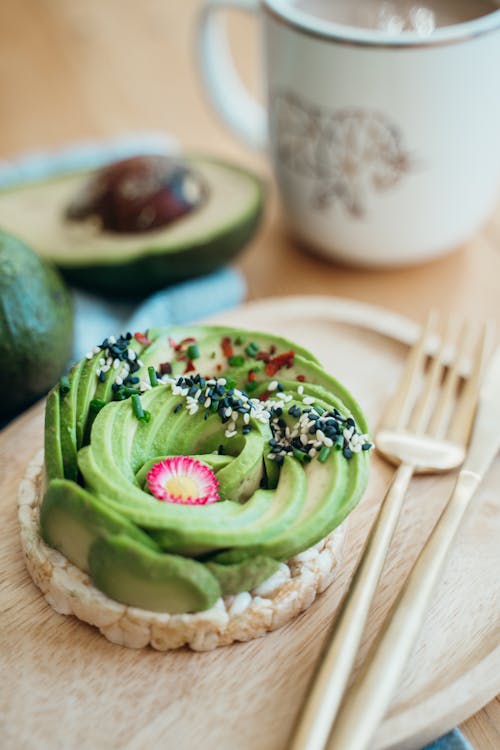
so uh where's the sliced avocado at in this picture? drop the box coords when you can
[40,479,159,572]
[45,388,64,481]
[58,358,86,481]
[0,158,264,297]
[88,534,221,613]
[206,556,279,596]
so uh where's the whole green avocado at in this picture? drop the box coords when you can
[0,230,73,419]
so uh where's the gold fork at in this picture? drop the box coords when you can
[289,313,493,750]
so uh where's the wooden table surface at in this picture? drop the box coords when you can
[0,1,498,747]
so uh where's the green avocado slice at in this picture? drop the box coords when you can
[0,158,264,297]
[206,556,280,596]
[88,534,221,613]
[40,479,159,572]
[45,388,64,481]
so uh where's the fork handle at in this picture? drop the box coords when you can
[288,462,415,750]
[326,469,482,750]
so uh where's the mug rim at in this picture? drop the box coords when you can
[263,0,500,48]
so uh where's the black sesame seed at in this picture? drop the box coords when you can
[174,403,183,413]
[343,447,353,459]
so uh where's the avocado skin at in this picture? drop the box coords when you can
[0,231,73,419]
[89,534,221,613]
[58,197,263,298]
[40,478,159,571]
[206,556,279,596]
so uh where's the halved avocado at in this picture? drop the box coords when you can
[0,156,264,297]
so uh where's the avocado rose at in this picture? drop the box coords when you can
[39,326,372,620]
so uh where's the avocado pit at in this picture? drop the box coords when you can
[65,154,207,233]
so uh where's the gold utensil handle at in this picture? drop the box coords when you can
[289,462,415,750]
[326,469,481,750]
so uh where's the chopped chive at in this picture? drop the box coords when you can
[245,381,258,393]
[318,446,331,463]
[314,405,325,415]
[187,343,200,360]
[245,342,259,357]
[59,375,71,395]
[210,351,216,359]
[234,335,244,345]
[226,377,237,389]
[89,398,106,414]
[228,355,245,367]
[131,393,150,422]
[148,366,158,387]
[292,448,311,464]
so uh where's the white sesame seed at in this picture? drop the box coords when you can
[137,359,144,367]
[99,358,105,366]
[268,381,279,391]
[277,392,287,401]
[243,413,250,424]
[108,336,116,344]
[85,351,93,360]
[115,376,123,385]
[228,421,236,432]
[302,396,315,405]
[298,385,304,395]
[300,434,308,446]
[343,427,354,440]
[113,359,120,370]
[93,346,100,354]
[225,429,237,438]
[217,378,226,386]
[316,429,325,441]
[224,407,232,418]
[204,397,211,408]
[309,448,317,458]
[323,437,333,448]
[129,350,137,360]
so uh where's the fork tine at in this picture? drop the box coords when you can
[408,316,451,434]
[447,320,495,446]
[383,310,437,431]
[427,320,469,439]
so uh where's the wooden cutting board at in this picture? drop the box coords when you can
[1,296,499,750]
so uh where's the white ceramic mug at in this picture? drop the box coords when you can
[197,0,500,266]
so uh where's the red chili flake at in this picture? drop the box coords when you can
[270,345,277,355]
[216,364,222,372]
[168,337,178,350]
[255,351,270,363]
[184,360,196,373]
[258,390,271,401]
[296,374,306,382]
[159,362,172,375]
[265,350,295,377]
[221,336,233,358]
[247,369,257,382]
[134,331,152,346]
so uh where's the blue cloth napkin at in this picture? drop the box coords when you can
[0,135,473,750]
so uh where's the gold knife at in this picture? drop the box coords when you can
[326,346,500,750]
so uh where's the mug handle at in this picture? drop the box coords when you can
[197,0,267,151]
